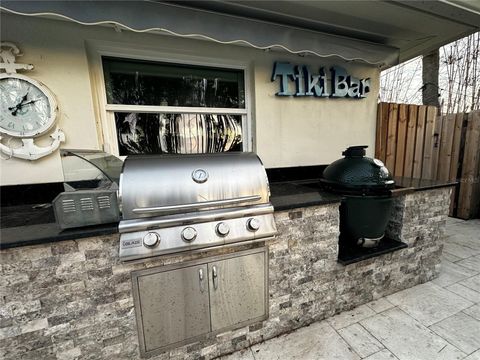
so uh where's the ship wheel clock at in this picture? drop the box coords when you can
[0,42,65,160]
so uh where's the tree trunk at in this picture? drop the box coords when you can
[422,49,440,109]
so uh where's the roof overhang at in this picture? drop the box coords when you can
[1,1,479,69]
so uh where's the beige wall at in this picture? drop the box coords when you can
[0,13,379,186]
[254,56,379,168]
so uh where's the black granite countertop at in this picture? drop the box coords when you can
[393,176,457,190]
[0,176,457,250]
[270,180,342,211]
[0,221,118,249]
[269,176,457,212]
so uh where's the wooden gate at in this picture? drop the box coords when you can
[375,103,480,219]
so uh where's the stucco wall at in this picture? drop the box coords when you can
[1,13,380,186]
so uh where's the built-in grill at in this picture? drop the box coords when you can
[118,152,277,261]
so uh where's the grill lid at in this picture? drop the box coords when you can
[320,145,395,194]
[119,152,270,220]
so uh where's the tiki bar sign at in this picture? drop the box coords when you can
[271,62,371,99]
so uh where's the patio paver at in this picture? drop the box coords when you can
[456,256,480,272]
[326,305,376,330]
[464,350,480,360]
[460,275,480,293]
[433,260,479,287]
[443,242,479,259]
[337,323,384,358]
[365,298,395,313]
[463,304,480,321]
[446,283,480,303]
[430,312,480,354]
[385,282,473,326]
[250,321,359,360]
[363,349,397,360]
[360,307,466,360]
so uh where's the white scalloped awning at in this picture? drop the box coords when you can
[0,1,399,67]
[1,1,479,68]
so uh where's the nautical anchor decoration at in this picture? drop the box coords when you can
[0,42,65,160]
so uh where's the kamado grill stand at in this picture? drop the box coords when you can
[321,145,396,248]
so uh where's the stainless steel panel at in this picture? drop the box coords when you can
[52,190,119,229]
[119,213,276,261]
[119,204,274,233]
[123,238,273,265]
[119,152,270,220]
[209,251,266,331]
[134,264,211,355]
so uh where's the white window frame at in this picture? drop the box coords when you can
[86,40,252,156]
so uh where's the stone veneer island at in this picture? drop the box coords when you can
[0,186,452,359]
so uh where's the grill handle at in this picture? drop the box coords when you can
[132,195,262,215]
[212,265,218,290]
[199,268,205,293]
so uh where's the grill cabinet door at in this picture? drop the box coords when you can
[208,251,267,331]
[134,264,211,354]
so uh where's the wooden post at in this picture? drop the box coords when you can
[422,50,440,108]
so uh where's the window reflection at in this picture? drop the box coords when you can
[103,57,245,108]
[115,113,243,155]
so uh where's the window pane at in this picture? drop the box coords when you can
[103,57,245,108]
[115,113,243,155]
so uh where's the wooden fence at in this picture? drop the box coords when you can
[375,102,480,219]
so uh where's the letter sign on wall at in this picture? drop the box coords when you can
[271,62,370,99]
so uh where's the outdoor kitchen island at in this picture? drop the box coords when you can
[0,179,454,360]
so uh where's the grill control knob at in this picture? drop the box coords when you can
[182,227,197,242]
[143,232,160,248]
[216,222,230,236]
[247,218,260,232]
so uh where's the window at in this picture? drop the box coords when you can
[101,57,247,155]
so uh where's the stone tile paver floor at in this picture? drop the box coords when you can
[219,218,480,360]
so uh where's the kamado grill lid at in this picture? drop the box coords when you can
[321,146,395,194]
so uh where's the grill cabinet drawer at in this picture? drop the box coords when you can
[209,252,266,331]
[132,248,268,358]
[136,264,211,353]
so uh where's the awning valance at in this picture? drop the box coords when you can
[0,1,399,67]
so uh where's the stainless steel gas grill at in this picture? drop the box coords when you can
[118,152,277,261]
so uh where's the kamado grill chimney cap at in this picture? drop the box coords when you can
[321,145,395,194]
[342,145,367,158]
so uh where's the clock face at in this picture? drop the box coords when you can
[0,74,57,138]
